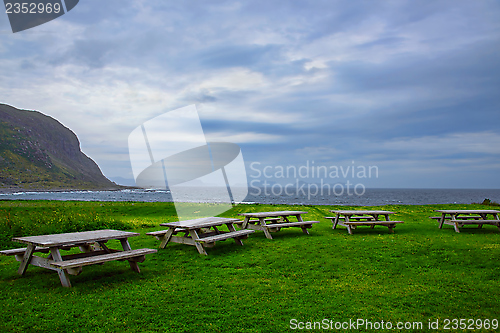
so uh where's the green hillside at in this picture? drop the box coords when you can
[0,103,120,191]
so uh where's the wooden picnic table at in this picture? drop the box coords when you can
[326,210,404,234]
[0,229,157,287]
[146,217,254,255]
[236,211,320,239]
[433,209,500,233]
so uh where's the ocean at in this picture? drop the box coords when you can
[1,188,499,206]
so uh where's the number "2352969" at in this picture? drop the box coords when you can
[5,2,63,14]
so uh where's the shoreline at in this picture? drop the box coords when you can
[0,188,498,207]
[0,185,140,195]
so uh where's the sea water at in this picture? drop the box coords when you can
[1,188,499,206]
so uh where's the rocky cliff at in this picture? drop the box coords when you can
[0,103,120,191]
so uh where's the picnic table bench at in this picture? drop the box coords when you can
[327,210,404,234]
[433,210,500,233]
[0,229,157,287]
[147,217,254,255]
[237,211,319,239]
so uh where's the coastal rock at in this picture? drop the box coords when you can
[0,103,120,191]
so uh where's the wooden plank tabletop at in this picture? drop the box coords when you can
[330,210,395,215]
[160,217,240,229]
[12,229,139,247]
[238,211,308,217]
[435,210,500,214]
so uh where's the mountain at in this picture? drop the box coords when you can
[0,103,120,191]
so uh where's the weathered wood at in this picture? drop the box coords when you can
[435,209,500,214]
[235,218,281,225]
[343,221,404,225]
[96,241,110,254]
[60,249,119,261]
[196,231,222,238]
[159,228,175,249]
[242,223,265,231]
[431,216,482,220]
[330,210,395,215]
[189,229,208,255]
[331,210,404,234]
[12,230,140,247]
[8,230,156,287]
[325,216,375,221]
[120,239,141,272]
[265,221,320,229]
[435,210,500,233]
[238,211,308,218]
[160,217,240,230]
[146,228,186,237]
[168,235,196,245]
[50,249,157,270]
[226,222,244,246]
[196,230,255,243]
[17,244,35,276]
[49,248,72,287]
[238,212,315,239]
[444,219,499,225]
[13,254,56,270]
[0,243,100,256]
[259,217,274,239]
[0,246,50,256]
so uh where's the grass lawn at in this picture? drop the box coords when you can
[0,200,499,332]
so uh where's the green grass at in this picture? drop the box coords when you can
[1,201,500,332]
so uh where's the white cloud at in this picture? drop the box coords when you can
[197,68,267,91]
[205,131,283,144]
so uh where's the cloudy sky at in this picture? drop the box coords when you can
[1,0,499,188]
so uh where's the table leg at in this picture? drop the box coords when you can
[259,217,273,239]
[492,214,500,231]
[226,223,244,246]
[98,241,111,253]
[17,243,35,275]
[346,225,353,235]
[50,248,72,288]
[120,239,141,273]
[438,214,446,229]
[296,214,309,235]
[474,215,488,229]
[333,214,340,229]
[450,214,460,233]
[189,229,208,255]
[345,215,353,235]
[480,213,491,229]
[242,217,250,229]
[159,227,175,249]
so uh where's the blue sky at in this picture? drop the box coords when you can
[1,0,499,188]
